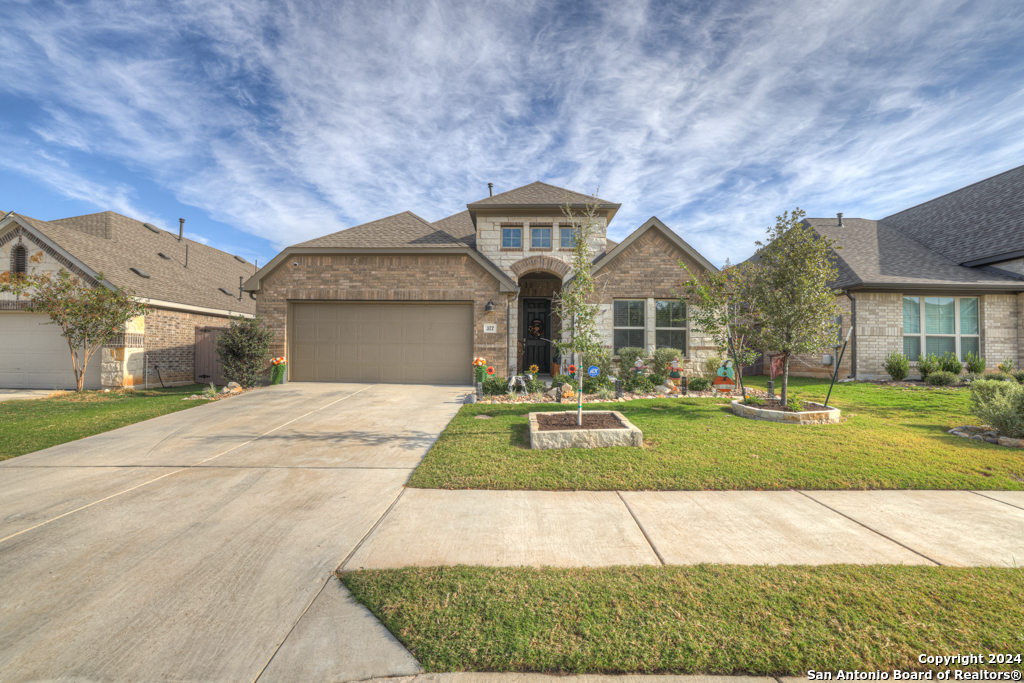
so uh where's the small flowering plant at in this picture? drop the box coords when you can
[473,357,487,382]
[270,357,287,366]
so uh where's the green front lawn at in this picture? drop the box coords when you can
[0,384,208,461]
[407,377,1024,490]
[342,565,1024,676]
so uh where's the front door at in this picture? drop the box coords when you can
[523,299,550,371]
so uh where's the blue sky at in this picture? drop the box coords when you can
[1,0,1023,267]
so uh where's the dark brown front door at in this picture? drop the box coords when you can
[524,299,550,371]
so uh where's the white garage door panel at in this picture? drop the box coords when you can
[0,313,102,390]
[290,303,473,385]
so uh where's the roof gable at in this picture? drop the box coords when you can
[468,181,616,208]
[294,211,472,249]
[880,164,1024,265]
[593,217,718,274]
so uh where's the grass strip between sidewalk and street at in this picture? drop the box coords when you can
[0,384,209,461]
[342,564,1024,676]
[407,377,1024,491]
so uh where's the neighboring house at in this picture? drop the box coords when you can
[794,164,1024,380]
[0,211,256,390]
[245,182,717,385]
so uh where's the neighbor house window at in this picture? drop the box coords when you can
[655,300,686,352]
[903,295,979,361]
[502,227,521,248]
[560,226,576,249]
[613,300,645,353]
[531,226,551,249]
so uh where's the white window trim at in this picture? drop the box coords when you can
[654,299,688,356]
[613,299,646,354]
[903,295,980,362]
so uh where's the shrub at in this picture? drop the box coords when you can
[998,358,1016,374]
[202,382,218,399]
[649,348,682,376]
[581,349,615,381]
[553,373,574,387]
[703,356,723,379]
[583,376,611,394]
[925,370,958,386]
[785,393,803,412]
[616,347,646,374]
[688,377,711,392]
[744,395,764,406]
[917,353,939,380]
[938,352,962,376]
[624,374,655,394]
[964,352,986,375]
[525,377,546,394]
[1015,371,1024,384]
[216,316,274,388]
[483,376,508,395]
[986,372,1014,382]
[883,351,910,381]
[595,386,615,401]
[648,373,665,386]
[970,379,1024,438]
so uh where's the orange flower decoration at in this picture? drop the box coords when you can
[567,364,577,374]
[486,366,495,375]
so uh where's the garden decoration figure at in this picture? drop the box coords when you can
[632,357,647,375]
[668,356,684,388]
[712,359,736,395]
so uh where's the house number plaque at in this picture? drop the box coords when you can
[483,323,497,333]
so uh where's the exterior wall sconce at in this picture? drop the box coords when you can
[484,301,495,312]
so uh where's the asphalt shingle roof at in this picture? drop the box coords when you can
[294,211,473,249]
[468,181,617,207]
[14,211,256,314]
[806,216,1022,290]
[880,164,1024,265]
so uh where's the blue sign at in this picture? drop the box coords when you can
[587,365,600,377]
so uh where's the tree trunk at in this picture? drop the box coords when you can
[780,353,791,405]
[577,368,583,426]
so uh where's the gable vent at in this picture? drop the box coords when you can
[218,287,233,296]
[143,223,160,234]
[158,252,170,259]
[130,267,151,278]
[233,255,246,263]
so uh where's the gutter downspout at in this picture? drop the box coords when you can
[843,289,857,379]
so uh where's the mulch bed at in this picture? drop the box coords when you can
[745,399,814,413]
[536,412,627,431]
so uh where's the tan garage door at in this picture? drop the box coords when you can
[290,302,473,385]
[0,312,102,390]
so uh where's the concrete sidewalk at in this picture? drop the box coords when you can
[343,488,1024,570]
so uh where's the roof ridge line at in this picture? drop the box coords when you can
[881,163,1024,222]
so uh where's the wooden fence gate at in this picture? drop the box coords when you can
[195,327,228,385]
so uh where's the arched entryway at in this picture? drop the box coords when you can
[517,271,563,375]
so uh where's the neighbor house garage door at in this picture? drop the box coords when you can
[290,302,473,384]
[0,312,102,390]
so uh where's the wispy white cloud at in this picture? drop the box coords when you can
[1,0,1022,264]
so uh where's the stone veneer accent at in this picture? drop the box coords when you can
[731,400,841,425]
[256,253,510,377]
[475,212,608,276]
[981,294,1020,368]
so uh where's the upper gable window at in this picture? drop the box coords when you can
[560,226,577,249]
[531,227,551,249]
[502,227,522,249]
[12,244,28,276]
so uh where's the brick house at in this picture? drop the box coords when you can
[792,165,1024,380]
[0,211,255,390]
[244,182,718,385]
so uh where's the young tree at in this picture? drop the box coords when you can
[216,316,274,388]
[677,261,759,399]
[743,208,841,404]
[552,194,604,425]
[0,270,146,391]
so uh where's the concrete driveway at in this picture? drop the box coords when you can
[0,382,467,683]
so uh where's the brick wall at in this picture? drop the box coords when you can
[782,294,853,379]
[982,294,1020,369]
[255,253,509,377]
[144,308,234,385]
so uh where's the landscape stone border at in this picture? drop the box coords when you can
[528,411,643,450]
[948,425,1024,448]
[731,400,841,425]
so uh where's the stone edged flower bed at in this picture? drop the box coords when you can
[948,425,1024,448]
[731,399,841,425]
[528,411,643,450]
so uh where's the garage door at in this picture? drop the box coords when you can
[290,302,473,384]
[0,312,102,390]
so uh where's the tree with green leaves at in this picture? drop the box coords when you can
[0,270,146,391]
[743,208,841,404]
[552,194,604,425]
[677,260,759,399]
[216,316,274,388]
